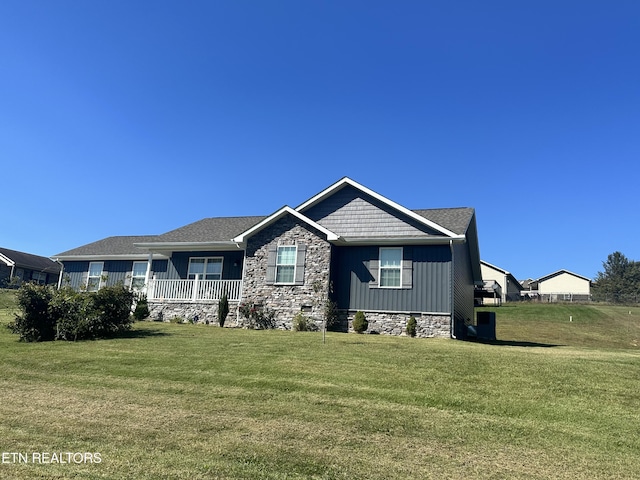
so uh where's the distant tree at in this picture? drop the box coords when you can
[593,252,640,303]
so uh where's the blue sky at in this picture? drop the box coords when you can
[2,1,639,280]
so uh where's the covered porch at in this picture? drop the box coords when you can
[147,276,242,302]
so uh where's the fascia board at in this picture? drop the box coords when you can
[232,206,340,243]
[480,260,510,275]
[296,177,461,238]
[336,235,466,246]
[538,269,591,283]
[0,253,15,267]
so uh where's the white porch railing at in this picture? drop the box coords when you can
[147,277,242,302]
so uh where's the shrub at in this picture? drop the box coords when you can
[406,316,417,337]
[8,283,134,342]
[133,294,150,321]
[239,302,276,330]
[8,283,56,342]
[170,316,185,324]
[218,293,229,327]
[49,287,94,341]
[293,312,318,332]
[352,311,368,334]
[92,286,135,336]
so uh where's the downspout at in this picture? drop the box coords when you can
[55,259,64,289]
[450,239,456,339]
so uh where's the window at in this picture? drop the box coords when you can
[31,271,47,284]
[379,248,402,288]
[266,243,306,286]
[188,257,223,280]
[131,261,147,291]
[275,246,297,284]
[87,262,104,292]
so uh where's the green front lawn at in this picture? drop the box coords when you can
[1,297,639,479]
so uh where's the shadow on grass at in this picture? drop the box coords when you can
[116,326,172,339]
[470,338,563,348]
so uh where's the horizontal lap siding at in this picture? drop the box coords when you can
[331,245,451,313]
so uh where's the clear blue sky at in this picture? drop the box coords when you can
[2,1,639,280]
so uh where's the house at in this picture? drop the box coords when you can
[477,260,523,305]
[534,270,591,302]
[53,178,482,338]
[0,247,61,287]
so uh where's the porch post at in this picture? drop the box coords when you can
[192,274,200,301]
[144,253,153,295]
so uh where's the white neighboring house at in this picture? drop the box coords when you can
[536,270,591,302]
[479,260,523,304]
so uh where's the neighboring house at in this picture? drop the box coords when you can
[478,260,522,304]
[0,247,61,287]
[53,178,482,338]
[535,270,591,302]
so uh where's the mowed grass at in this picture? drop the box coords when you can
[1,290,640,479]
[479,302,640,349]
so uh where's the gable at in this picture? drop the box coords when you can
[301,184,446,238]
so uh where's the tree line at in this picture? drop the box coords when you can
[592,252,640,303]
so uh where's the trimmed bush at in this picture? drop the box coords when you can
[406,316,417,337]
[133,295,150,321]
[352,311,368,334]
[218,293,229,327]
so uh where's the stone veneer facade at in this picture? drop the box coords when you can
[238,215,332,329]
[343,311,451,338]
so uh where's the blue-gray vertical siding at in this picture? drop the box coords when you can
[62,259,169,289]
[331,245,451,313]
[167,251,244,280]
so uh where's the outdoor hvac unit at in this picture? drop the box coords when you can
[475,311,496,341]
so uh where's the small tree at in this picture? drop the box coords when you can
[133,294,150,321]
[218,293,229,327]
[406,316,417,337]
[352,311,368,334]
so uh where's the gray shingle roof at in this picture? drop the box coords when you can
[0,247,62,274]
[55,209,473,258]
[154,216,266,243]
[54,236,159,257]
[412,207,474,236]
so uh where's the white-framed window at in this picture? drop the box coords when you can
[275,245,297,284]
[131,261,147,291]
[188,257,223,280]
[87,262,104,292]
[31,271,47,284]
[379,247,402,288]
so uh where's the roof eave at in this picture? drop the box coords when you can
[335,235,466,246]
[233,206,340,244]
[53,253,168,262]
